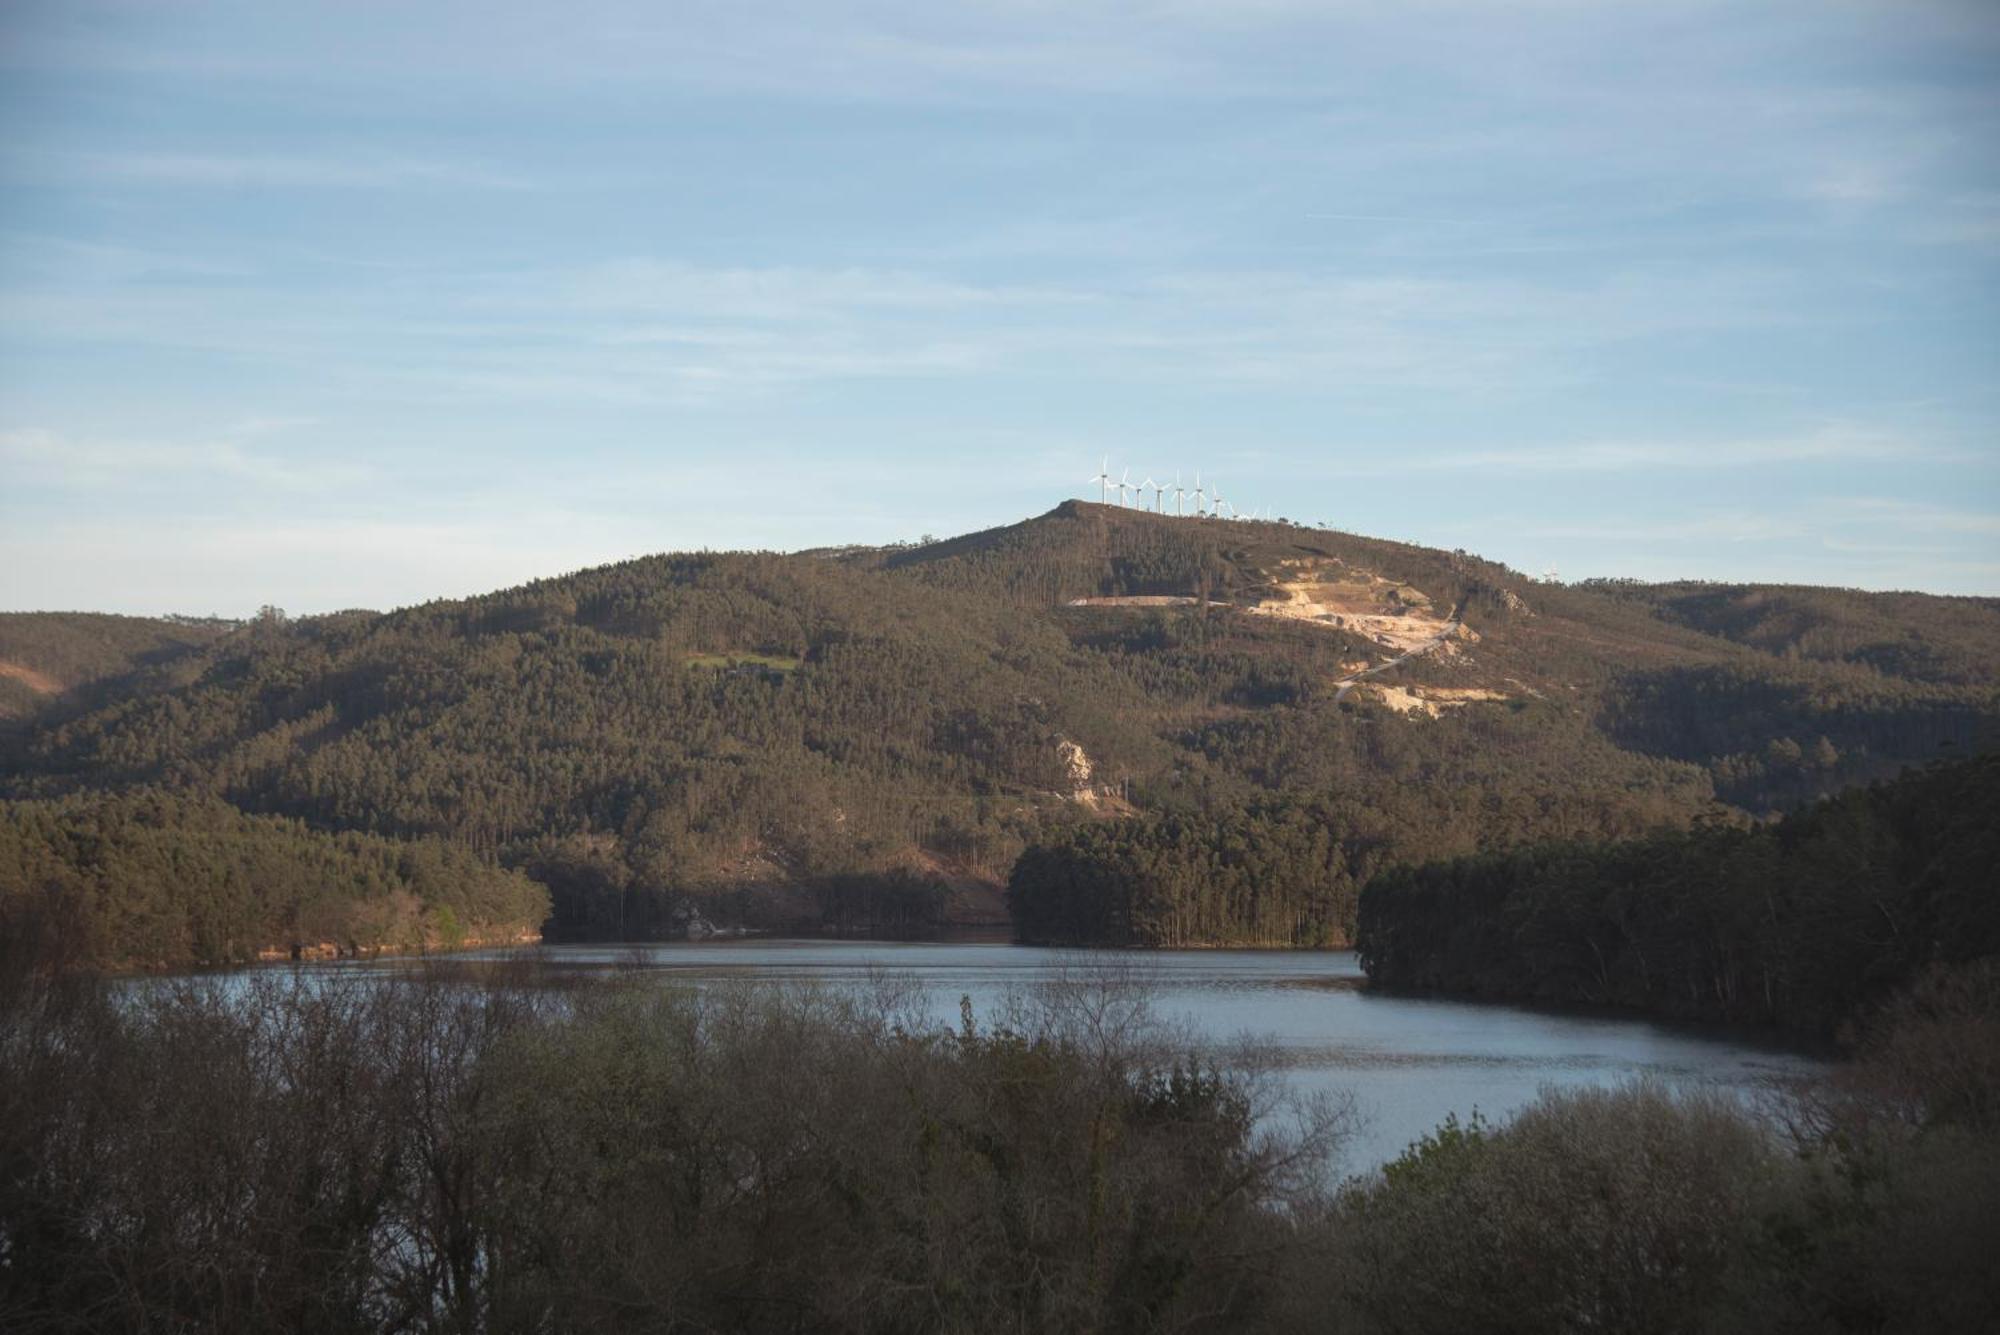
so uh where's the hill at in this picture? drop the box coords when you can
[0,611,234,726]
[2,504,1993,957]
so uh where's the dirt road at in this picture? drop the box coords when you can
[1332,615,1463,704]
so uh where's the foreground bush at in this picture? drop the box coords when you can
[1,959,1995,1333]
[1320,1083,1779,1334]
[0,964,1341,1334]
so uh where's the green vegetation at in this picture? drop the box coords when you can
[0,790,547,969]
[1356,754,2000,1034]
[1,505,1994,958]
[1009,804,1356,946]
[3,955,1993,1333]
[0,611,232,724]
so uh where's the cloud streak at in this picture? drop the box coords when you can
[17,150,531,191]
[1386,428,1941,475]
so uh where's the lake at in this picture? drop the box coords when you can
[417,939,1833,1176]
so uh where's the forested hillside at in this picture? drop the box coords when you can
[1355,755,2000,1034]
[0,790,547,970]
[2,503,1993,957]
[0,611,232,725]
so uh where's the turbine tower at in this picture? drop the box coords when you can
[1171,472,1186,516]
[1087,457,1112,503]
[1145,477,1166,512]
[1117,467,1132,507]
[1192,472,1207,516]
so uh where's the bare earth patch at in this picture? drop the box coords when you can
[0,660,63,694]
[1064,560,1495,709]
[1359,683,1512,718]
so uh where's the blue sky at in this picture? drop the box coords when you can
[2,0,1997,615]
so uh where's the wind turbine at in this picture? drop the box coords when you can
[1146,477,1167,511]
[1117,467,1132,507]
[1087,457,1112,503]
[1171,472,1186,516]
[1211,481,1228,519]
[1192,472,1207,516]
[1542,565,1560,584]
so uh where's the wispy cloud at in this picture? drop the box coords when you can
[15,255,1791,401]
[1382,427,1938,475]
[0,424,368,492]
[17,150,530,191]
[1514,513,1814,544]
[1819,496,2000,537]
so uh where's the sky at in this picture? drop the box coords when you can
[2,0,1997,616]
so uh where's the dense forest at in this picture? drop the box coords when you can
[1009,804,1357,946]
[3,505,1995,959]
[0,612,231,727]
[0,790,547,969]
[1356,755,2000,1034]
[3,951,1992,1333]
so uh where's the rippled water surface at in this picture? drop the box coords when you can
[421,940,1830,1174]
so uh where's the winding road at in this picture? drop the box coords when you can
[1332,614,1464,704]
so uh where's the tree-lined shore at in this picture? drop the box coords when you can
[1354,755,1998,1036]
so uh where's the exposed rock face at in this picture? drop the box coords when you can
[1239,561,1462,654]
[1057,738,1093,787]
[1051,737,1136,814]
[1066,560,1467,657]
[1056,737,1099,807]
[1359,683,1511,719]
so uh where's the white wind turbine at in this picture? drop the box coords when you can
[1211,481,1229,519]
[1117,467,1133,506]
[1145,477,1166,512]
[1171,472,1186,516]
[1087,456,1112,503]
[1192,472,1207,515]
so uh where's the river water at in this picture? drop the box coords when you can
[427,939,1830,1176]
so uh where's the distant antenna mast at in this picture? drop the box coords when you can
[1087,457,1112,503]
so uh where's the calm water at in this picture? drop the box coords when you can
[421,940,1831,1175]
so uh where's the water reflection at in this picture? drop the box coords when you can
[333,939,1830,1174]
